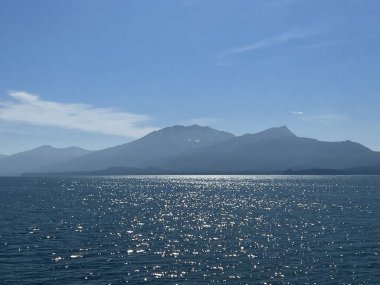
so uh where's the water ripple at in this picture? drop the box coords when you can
[0,175,379,284]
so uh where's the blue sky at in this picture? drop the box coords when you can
[1,0,380,154]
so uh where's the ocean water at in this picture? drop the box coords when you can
[0,176,379,284]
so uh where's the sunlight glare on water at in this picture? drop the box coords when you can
[0,175,379,284]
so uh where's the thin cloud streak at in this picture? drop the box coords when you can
[302,114,349,124]
[219,30,315,57]
[290,111,304,115]
[0,91,157,138]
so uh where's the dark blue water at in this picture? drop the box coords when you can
[0,176,379,284]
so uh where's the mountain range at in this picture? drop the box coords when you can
[1,125,380,176]
[0,146,90,176]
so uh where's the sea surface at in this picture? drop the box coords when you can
[0,175,379,284]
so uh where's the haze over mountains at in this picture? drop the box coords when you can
[0,146,90,176]
[1,125,380,176]
[38,125,234,173]
[162,126,380,173]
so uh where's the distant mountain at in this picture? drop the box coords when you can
[12,125,380,176]
[38,125,235,173]
[23,167,172,177]
[284,166,380,175]
[161,126,380,172]
[0,154,7,159]
[0,145,91,176]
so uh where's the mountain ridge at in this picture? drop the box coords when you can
[161,134,379,173]
[37,124,235,173]
[1,125,380,176]
[0,146,91,176]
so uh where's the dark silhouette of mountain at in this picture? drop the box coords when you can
[11,125,380,176]
[159,126,380,173]
[27,165,380,177]
[23,167,173,176]
[283,169,347,175]
[38,125,235,173]
[284,165,380,175]
[0,154,7,159]
[0,145,91,176]
[345,165,380,174]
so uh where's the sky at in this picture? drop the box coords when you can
[1,0,380,154]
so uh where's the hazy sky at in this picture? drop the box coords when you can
[1,0,380,154]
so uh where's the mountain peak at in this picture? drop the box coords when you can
[30,145,85,152]
[158,124,209,132]
[39,145,54,148]
[241,126,297,142]
[259,126,296,137]
[34,145,55,151]
[151,124,233,137]
[0,145,91,176]
[274,125,296,136]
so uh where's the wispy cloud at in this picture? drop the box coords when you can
[0,91,157,138]
[302,114,349,124]
[294,38,348,52]
[290,111,304,115]
[290,110,349,124]
[219,30,315,57]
